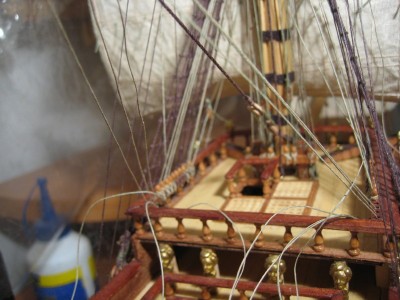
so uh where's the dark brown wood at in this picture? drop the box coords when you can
[127,206,399,233]
[195,134,229,164]
[91,260,141,300]
[91,239,154,300]
[261,158,279,180]
[142,277,163,300]
[135,231,388,264]
[142,273,345,299]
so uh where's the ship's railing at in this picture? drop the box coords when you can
[225,157,279,198]
[142,273,346,300]
[91,260,145,300]
[224,155,314,199]
[194,134,229,176]
[129,206,397,263]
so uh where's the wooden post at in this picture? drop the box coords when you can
[313,229,325,253]
[226,220,236,244]
[202,220,213,242]
[154,218,163,238]
[176,218,186,239]
[220,142,227,159]
[254,224,265,248]
[282,226,293,246]
[238,290,249,300]
[347,232,360,257]
[199,160,206,176]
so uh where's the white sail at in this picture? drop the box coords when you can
[293,0,400,101]
[89,0,249,115]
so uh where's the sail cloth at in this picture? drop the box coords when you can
[293,0,400,102]
[89,0,249,115]
[90,0,399,112]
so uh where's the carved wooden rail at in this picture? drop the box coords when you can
[128,206,398,264]
[225,157,280,197]
[195,134,229,175]
[92,260,145,300]
[142,273,346,300]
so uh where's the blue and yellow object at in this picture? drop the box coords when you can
[26,178,97,299]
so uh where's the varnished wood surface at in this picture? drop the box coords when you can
[142,273,345,300]
[128,206,393,233]
[91,260,141,300]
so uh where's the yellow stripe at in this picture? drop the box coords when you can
[39,268,82,288]
[88,256,96,279]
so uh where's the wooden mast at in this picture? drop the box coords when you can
[259,0,294,147]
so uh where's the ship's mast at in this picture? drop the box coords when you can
[258,0,294,158]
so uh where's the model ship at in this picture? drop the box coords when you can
[81,0,400,299]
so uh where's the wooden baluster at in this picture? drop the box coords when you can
[154,218,163,238]
[330,261,352,300]
[347,232,360,257]
[165,282,175,297]
[273,166,281,184]
[210,152,217,166]
[220,142,227,159]
[134,219,144,236]
[282,226,293,246]
[199,160,206,176]
[200,286,211,300]
[176,218,186,239]
[238,290,248,300]
[238,168,248,186]
[227,178,237,198]
[226,220,236,244]
[202,220,213,241]
[263,179,272,197]
[254,224,265,248]
[383,235,395,258]
[313,229,325,252]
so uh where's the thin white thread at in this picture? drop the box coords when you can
[71,191,164,300]
[291,162,364,299]
[229,204,354,300]
[170,0,375,213]
[145,201,165,300]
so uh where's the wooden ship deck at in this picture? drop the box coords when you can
[91,129,400,300]
[2,1,399,299]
